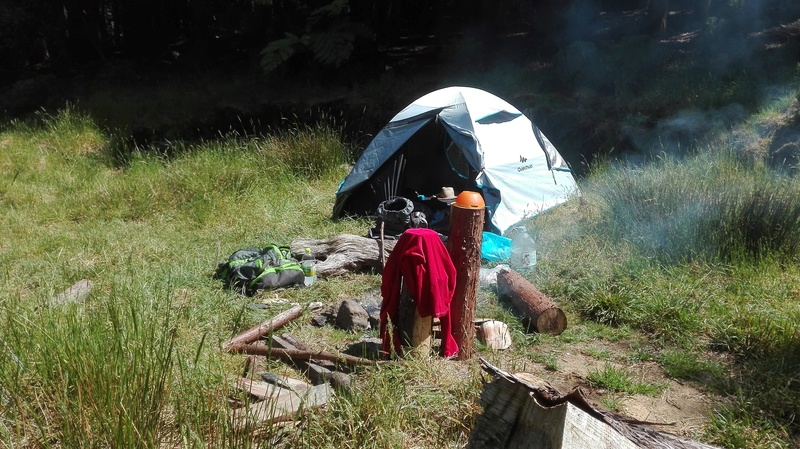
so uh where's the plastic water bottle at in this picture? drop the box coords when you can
[509,226,537,271]
[301,247,317,287]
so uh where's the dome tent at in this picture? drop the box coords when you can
[332,86,579,235]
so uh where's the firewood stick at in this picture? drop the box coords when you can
[229,343,379,367]
[223,304,303,351]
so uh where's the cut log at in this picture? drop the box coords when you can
[48,279,93,307]
[396,283,433,357]
[496,268,567,335]
[229,343,378,368]
[290,234,397,276]
[476,320,512,350]
[222,304,303,351]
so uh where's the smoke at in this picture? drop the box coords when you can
[621,104,748,157]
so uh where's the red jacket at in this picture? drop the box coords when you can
[380,228,459,358]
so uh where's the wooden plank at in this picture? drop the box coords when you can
[235,376,311,400]
[232,383,333,426]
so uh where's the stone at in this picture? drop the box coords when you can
[335,299,370,331]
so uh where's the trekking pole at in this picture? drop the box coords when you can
[380,221,386,268]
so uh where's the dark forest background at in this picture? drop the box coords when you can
[2,0,800,173]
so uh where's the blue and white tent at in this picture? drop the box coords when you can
[332,86,579,235]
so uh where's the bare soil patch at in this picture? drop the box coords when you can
[500,339,722,441]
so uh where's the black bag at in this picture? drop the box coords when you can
[368,196,430,239]
[215,245,304,295]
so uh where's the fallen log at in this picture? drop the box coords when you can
[496,268,567,335]
[229,343,378,368]
[290,234,397,276]
[467,359,721,449]
[222,304,304,351]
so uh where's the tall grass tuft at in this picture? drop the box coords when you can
[584,148,800,264]
[0,291,176,447]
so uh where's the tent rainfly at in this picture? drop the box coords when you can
[332,86,579,235]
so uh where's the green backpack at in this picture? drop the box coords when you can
[215,245,304,295]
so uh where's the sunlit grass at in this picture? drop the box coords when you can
[2,97,800,448]
[586,364,666,396]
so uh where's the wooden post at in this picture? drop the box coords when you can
[468,359,723,449]
[447,197,484,360]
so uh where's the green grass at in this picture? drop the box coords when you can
[2,90,800,449]
[586,364,666,396]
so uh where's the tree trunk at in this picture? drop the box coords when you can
[496,269,567,335]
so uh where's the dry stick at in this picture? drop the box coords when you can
[222,304,304,352]
[230,344,379,367]
[380,220,386,268]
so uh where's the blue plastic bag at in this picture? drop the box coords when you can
[481,232,512,262]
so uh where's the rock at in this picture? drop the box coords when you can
[335,299,370,331]
[358,291,382,329]
[343,337,383,360]
[310,304,337,327]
